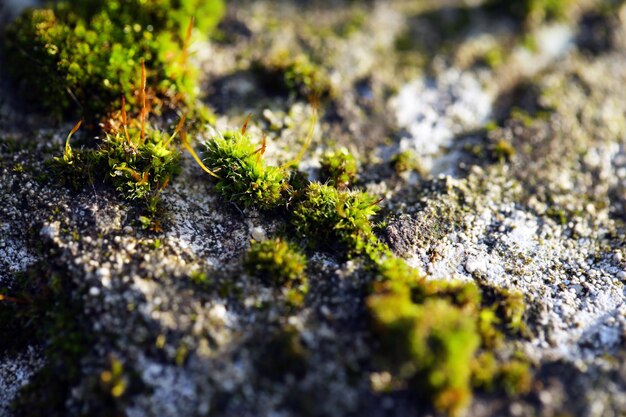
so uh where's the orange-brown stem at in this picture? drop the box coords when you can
[279,109,317,171]
[164,114,187,147]
[140,60,147,144]
[241,113,252,135]
[180,17,195,69]
[181,130,221,179]
[0,294,28,304]
[254,133,267,166]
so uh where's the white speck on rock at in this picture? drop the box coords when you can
[250,226,266,242]
[465,256,487,275]
[391,69,493,172]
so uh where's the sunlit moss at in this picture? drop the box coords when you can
[2,0,224,118]
[319,148,358,189]
[52,91,184,225]
[202,130,289,210]
[245,238,307,288]
[291,182,381,252]
[368,293,480,416]
[256,50,332,99]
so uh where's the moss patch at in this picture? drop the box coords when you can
[245,238,309,306]
[50,87,184,227]
[319,148,358,189]
[200,129,289,210]
[368,294,480,416]
[2,0,224,119]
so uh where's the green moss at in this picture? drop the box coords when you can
[546,206,568,225]
[291,182,381,252]
[367,257,534,412]
[200,129,289,210]
[390,150,420,175]
[372,256,422,294]
[471,352,499,391]
[368,293,480,416]
[491,139,516,162]
[497,359,532,395]
[525,0,571,23]
[483,45,505,69]
[52,100,183,225]
[494,289,526,334]
[335,10,367,38]
[319,148,358,189]
[96,125,181,203]
[190,270,209,286]
[477,308,504,349]
[65,0,225,38]
[99,356,128,399]
[257,51,332,99]
[472,353,532,395]
[2,0,224,118]
[245,238,308,291]
[412,280,482,312]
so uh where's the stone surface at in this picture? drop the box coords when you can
[1,1,626,417]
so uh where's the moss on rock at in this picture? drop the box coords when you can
[368,293,480,416]
[2,0,224,118]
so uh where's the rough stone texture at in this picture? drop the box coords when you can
[1,1,626,417]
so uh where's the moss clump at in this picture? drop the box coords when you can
[200,129,289,210]
[245,238,308,289]
[258,51,332,99]
[367,258,534,414]
[292,182,381,253]
[53,89,183,225]
[390,150,420,175]
[524,0,571,23]
[2,0,224,118]
[472,353,532,395]
[368,293,480,416]
[319,148,358,189]
[477,308,504,349]
[498,359,532,395]
[495,289,526,334]
[99,356,128,399]
[373,256,423,293]
[545,206,568,225]
[96,122,181,205]
[186,112,318,211]
[65,0,224,38]
[412,280,482,312]
[490,139,516,162]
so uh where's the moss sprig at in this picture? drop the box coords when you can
[368,293,480,416]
